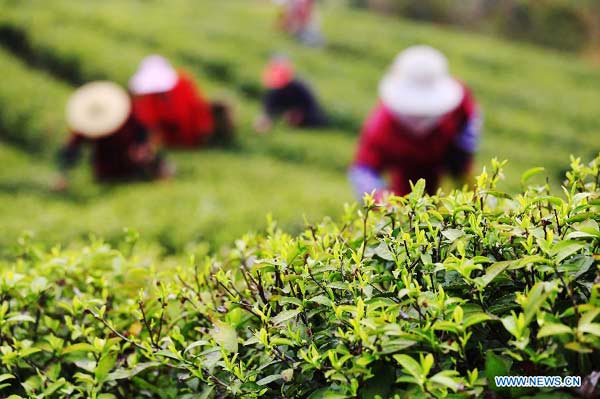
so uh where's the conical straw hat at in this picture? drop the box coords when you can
[66,81,131,138]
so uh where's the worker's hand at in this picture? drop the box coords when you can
[253,115,273,134]
[129,145,154,163]
[51,175,69,192]
[373,188,391,204]
[283,110,304,126]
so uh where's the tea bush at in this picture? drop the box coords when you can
[0,46,70,150]
[2,156,599,398]
[496,0,590,52]
[0,0,599,268]
[353,0,598,52]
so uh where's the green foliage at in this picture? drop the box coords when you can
[497,0,590,52]
[0,2,598,395]
[354,0,597,52]
[0,46,69,150]
[1,157,599,397]
[389,0,456,24]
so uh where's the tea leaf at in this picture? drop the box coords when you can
[271,309,301,326]
[211,321,238,353]
[537,323,573,338]
[256,374,281,386]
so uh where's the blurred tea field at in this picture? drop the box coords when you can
[0,0,599,253]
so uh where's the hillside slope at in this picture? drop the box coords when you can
[0,0,598,251]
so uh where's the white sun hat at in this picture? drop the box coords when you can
[129,55,178,95]
[66,81,131,138]
[379,45,464,117]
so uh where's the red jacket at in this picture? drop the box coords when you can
[290,0,313,27]
[353,86,478,195]
[280,0,314,33]
[132,71,214,147]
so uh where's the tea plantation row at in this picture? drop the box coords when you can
[1,157,599,398]
[1,0,599,177]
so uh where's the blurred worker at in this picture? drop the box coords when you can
[129,55,234,148]
[274,0,324,47]
[254,56,328,134]
[349,45,482,200]
[55,81,171,190]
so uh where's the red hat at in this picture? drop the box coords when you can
[262,58,294,89]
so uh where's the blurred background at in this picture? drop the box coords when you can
[0,0,598,255]
[351,0,600,54]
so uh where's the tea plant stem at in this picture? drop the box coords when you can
[289,281,310,326]
[243,263,260,288]
[309,225,318,242]
[368,282,400,303]
[239,264,256,295]
[413,301,424,326]
[87,309,149,352]
[33,306,41,335]
[138,300,158,348]
[256,271,269,304]
[194,261,202,296]
[177,274,203,303]
[360,207,371,262]
[553,209,562,236]
[403,240,413,265]
[209,374,229,389]
[274,266,283,313]
[216,279,238,300]
[233,300,263,322]
[229,280,246,299]
[553,266,581,322]
[307,268,333,302]
[435,229,443,263]
[155,298,167,348]
[271,346,295,364]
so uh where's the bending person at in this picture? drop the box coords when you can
[349,45,482,200]
[130,55,234,148]
[275,0,324,47]
[254,56,328,134]
[55,81,170,190]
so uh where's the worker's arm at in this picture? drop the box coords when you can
[348,105,389,201]
[447,108,483,185]
[57,134,85,171]
[128,118,160,164]
[53,133,85,191]
[348,164,386,201]
[254,89,284,133]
